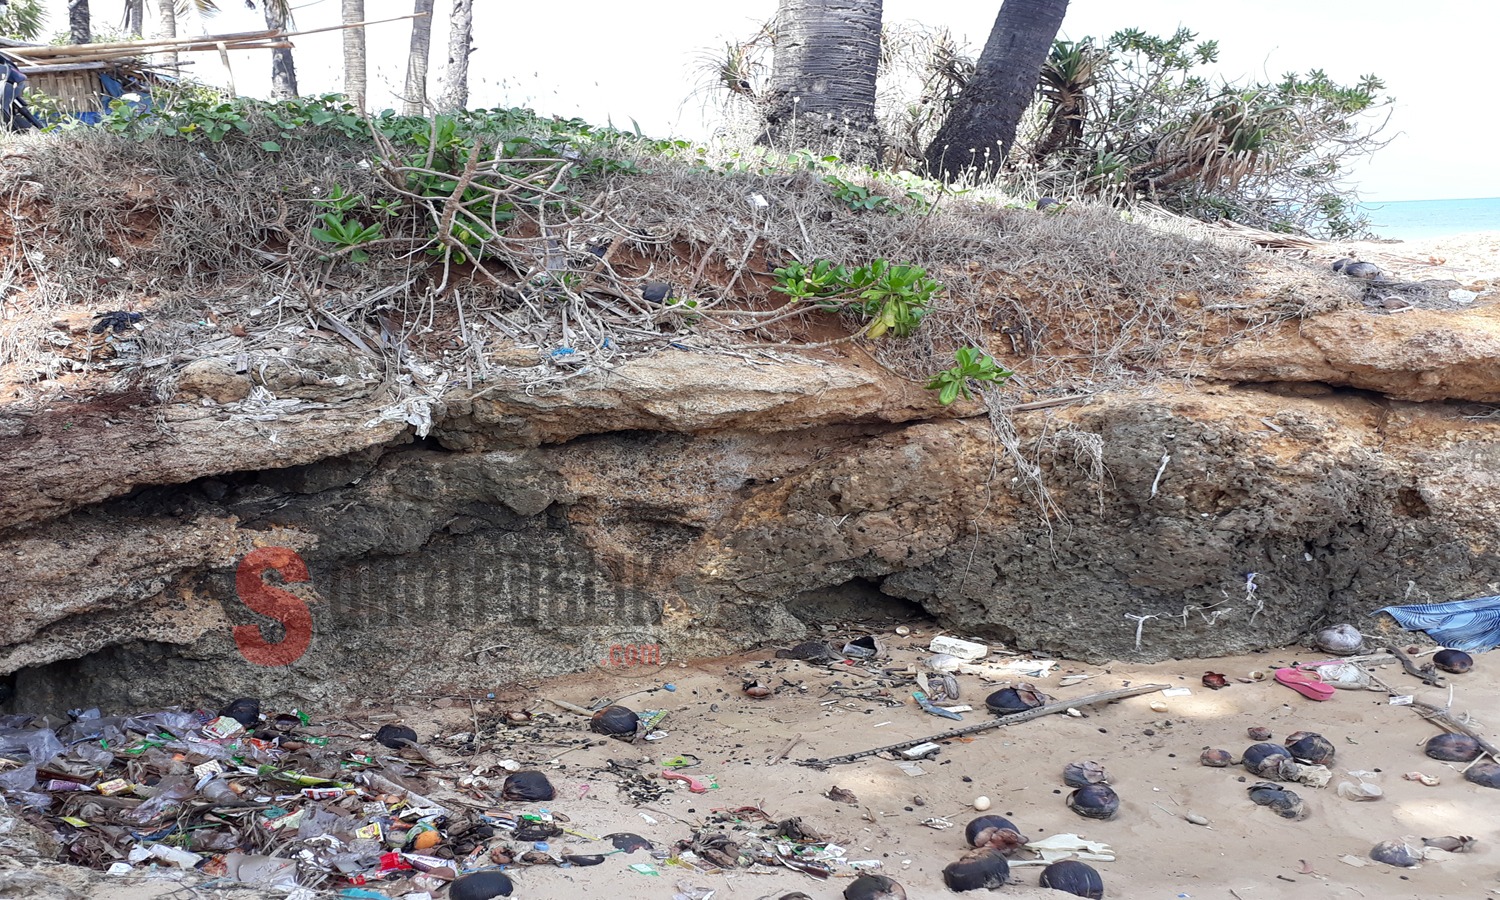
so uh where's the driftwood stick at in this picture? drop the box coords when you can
[547,698,593,717]
[770,733,803,765]
[1383,646,1445,687]
[797,682,1170,767]
[1410,699,1500,761]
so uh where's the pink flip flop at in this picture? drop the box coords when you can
[1274,667,1336,701]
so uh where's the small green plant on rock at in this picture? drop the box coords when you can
[771,259,852,302]
[771,257,941,339]
[823,174,895,212]
[309,185,382,262]
[845,259,938,338]
[926,346,1013,404]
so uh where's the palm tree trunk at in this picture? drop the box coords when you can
[342,0,367,111]
[123,0,144,38]
[1033,93,1082,163]
[402,0,436,116]
[759,0,884,163]
[924,0,1069,181]
[437,0,474,113]
[156,0,177,69]
[68,0,90,44]
[263,0,298,99]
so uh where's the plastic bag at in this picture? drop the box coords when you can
[71,744,114,770]
[0,763,37,793]
[0,729,63,765]
[124,777,195,825]
[126,711,202,738]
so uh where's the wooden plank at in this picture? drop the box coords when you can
[11,62,107,74]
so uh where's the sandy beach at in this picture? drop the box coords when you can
[1342,230,1500,284]
[36,624,1498,900]
[4,232,1499,900]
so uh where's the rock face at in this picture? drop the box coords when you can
[2,319,1499,712]
[1210,303,1500,402]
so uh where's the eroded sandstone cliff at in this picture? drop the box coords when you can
[2,341,1496,712]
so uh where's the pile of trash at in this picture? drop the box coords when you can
[0,633,1078,898]
[0,699,615,897]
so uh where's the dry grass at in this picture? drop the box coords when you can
[0,114,1338,419]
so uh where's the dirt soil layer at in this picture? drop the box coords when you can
[5,634,1498,899]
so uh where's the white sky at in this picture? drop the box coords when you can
[38,0,1498,201]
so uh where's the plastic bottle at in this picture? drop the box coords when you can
[200,779,239,804]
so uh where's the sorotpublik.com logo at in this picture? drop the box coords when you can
[231,546,672,678]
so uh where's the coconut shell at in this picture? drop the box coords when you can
[500,770,555,802]
[1247,782,1306,820]
[219,698,261,728]
[374,723,418,749]
[1425,733,1481,762]
[1242,742,1292,778]
[964,814,1020,847]
[589,705,639,736]
[450,870,514,899]
[1062,760,1109,787]
[605,832,654,852]
[1433,649,1473,674]
[942,848,1010,892]
[1066,784,1120,820]
[1039,859,1105,898]
[562,853,606,866]
[1285,732,1335,766]
[1200,748,1234,767]
[843,873,907,900]
[1463,761,1500,789]
[984,685,1048,715]
[1370,840,1420,867]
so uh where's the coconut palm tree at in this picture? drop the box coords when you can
[155,0,176,67]
[924,0,1069,180]
[759,0,884,162]
[342,0,366,111]
[1032,37,1105,164]
[0,0,47,41]
[402,0,435,115]
[153,0,227,69]
[190,0,296,97]
[122,0,144,38]
[254,0,297,98]
[437,0,474,113]
[67,0,89,44]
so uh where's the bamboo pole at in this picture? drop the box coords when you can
[4,12,423,61]
[217,42,235,98]
[2,30,279,57]
[270,12,429,43]
[16,42,290,69]
[797,682,1172,767]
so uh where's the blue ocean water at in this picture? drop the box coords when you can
[1360,197,1500,241]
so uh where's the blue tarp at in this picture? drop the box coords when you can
[1376,595,1500,652]
[67,69,153,125]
